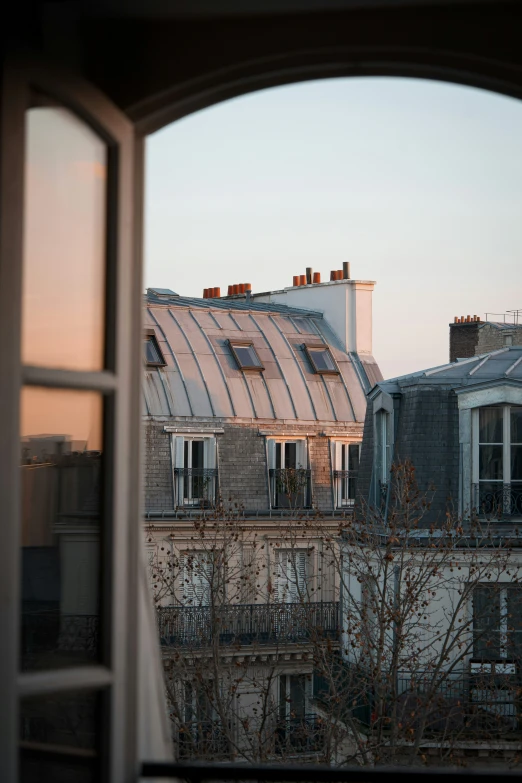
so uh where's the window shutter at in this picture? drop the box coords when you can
[296,440,307,470]
[173,435,184,507]
[334,441,343,508]
[181,554,195,605]
[273,548,281,603]
[296,551,307,599]
[241,547,255,603]
[267,439,276,469]
[204,437,216,470]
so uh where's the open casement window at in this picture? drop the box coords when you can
[303,343,339,375]
[228,340,263,371]
[472,406,522,518]
[180,551,213,607]
[276,674,320,755]
[274,549,309,603]
[0,55,165,783]
[473,585,522,663]
[267,439,310,509]
[181,681,227,759]
[172,435,218,508]
[333,441,360,508]
[144,328,166,367]
[374,410,392,505]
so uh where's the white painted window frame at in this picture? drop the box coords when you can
[171,433,217,507]
[332,439,361,509]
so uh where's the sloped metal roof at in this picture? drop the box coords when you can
[376,347,522,394]
[146,290,323,317]
[144,294,381,423]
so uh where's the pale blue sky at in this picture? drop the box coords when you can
[145,77,522,379]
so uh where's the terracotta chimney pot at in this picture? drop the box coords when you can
[313,272,321,284]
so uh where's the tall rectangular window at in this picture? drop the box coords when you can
[172,436,218,508]
[267,440,310,509]
[473,585,522,660]
[374,411,391,505]
[333,441,360,508]
[474,406,522,517]
[274,549,309,603]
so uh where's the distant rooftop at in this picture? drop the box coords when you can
[376,347,522,394]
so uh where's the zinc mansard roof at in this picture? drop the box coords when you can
[373,347,522,396]
[143,292,381,423]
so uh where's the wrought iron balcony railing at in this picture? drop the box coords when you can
[158,601,339,648]
[472,482,522,518]
[316,659,522,735]
[178,720,229,760]
[269,468,312,509]
[173,467,219,508]
[333,470,358,508]
[274,714,325,756]
[21,611,99,667]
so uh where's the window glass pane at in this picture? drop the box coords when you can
[348,444,360,472]
[479,444,503,480]
[511,408,522,444]
[507,587,522,659]
[308,348,336,372]
[22,99,106,371]
[473,586,501,659]
[233,345,260,367]
[20,690,101,783]
[144,336,163,365]
[20,387,102,671]
[511,445,522,482]
[479,408,503,443]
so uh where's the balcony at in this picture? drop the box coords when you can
[274,714,325,756]
[178,720,229,760]
[269,468,311,509]
[173,467,219,508]
[472,483,522,519]
[316,660,522,736]
[333,470,358,508]
[158,601,339,648]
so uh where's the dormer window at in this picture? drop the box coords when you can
[144,329,166,367]
[229,340,263,371]
[303,343,338,375]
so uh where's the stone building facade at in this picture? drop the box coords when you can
[143,276,380,516]
[358,344,522,526]
[142,273,382,760]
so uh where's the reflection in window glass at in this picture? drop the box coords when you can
[304,344,338,374]
[22,98,107,371]
[229,342,263,370]
[20,387,102,671]
[479,407,503,444]
[144,334,165,366]
[20,690,101,783]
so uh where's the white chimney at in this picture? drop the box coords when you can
[253,277,375,355]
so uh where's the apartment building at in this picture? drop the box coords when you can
[344,334,522,763]
[143,268,381,760]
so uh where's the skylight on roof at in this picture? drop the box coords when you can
[144,331,166,366]
[229,341,263,371]
[304,343,339,374]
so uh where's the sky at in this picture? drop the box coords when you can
[145,77,522,379]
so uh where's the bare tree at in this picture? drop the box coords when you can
[147,462,522,767]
